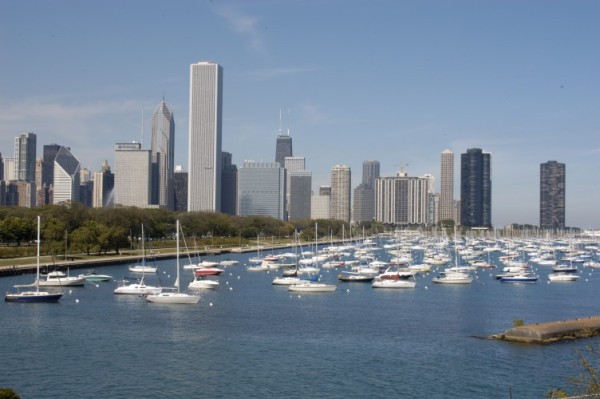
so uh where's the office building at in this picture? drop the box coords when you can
[0,152,3,181]
[53,146,81,205]
[114,142,152,208]
[173,166,188,212]
[221,152,238,215]
[540,161,566,229]
[288,170,312,220]
[330,165,351,222]
[238,161,285,220]
[188,61,223,212]
[14,132,36,182]
[460,148,492,228]
[93,160,115,208]
[440,149,454,222]
[275,132,293,168]
[311,189,331,220]
[151,100,175,210]
[354,160,380,223]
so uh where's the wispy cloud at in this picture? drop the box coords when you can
[215,5,266,52]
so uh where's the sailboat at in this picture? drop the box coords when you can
[128,224,157,273]
[432,227,473,285]
[288,223,336,293]
[5,216,63,303]
[146,220,200,304]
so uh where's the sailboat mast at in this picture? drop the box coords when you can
[36,215,40,292]
[176,220,180,292]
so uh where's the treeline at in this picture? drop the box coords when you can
[0,203,385,259]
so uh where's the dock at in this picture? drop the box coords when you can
[492,316,600,344]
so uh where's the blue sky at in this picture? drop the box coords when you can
[1,0,599,228]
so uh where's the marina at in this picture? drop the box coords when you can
[2,233,600,398]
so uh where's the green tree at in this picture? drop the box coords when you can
[547,345,600,398]
[71,220,101,255]
[0,388,20,399]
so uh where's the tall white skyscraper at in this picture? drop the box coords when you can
[330,165,351,222]
[440,149,454,222]
[188,61,223,212]
[151,100,175,210]
[52,146,81,205]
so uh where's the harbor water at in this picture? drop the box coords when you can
[0,246,598,398]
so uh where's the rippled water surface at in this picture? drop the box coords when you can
[0,248,597,398]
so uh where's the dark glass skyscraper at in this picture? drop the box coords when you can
[275,133,292,167]
[540,161,565,230]
[460,148,491,228]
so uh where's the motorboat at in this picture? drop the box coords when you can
[548,273,580,282]
[194,267,224,276]
[272,276,305,286]
[372,277,416,289]
[219,259,239,266]
[114,278,162,295]
[188,276,219,289]
[432,271,473,284]
[38,270,86,286]
[500,272,539,284]
[83,270,112,282]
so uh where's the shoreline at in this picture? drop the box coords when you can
[490,316,600,344]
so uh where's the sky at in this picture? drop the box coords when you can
[1,0,599,228]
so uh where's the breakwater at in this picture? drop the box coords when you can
[492,316,600,344]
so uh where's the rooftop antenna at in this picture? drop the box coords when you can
[140,107,144,146]
[278,109,282,134]
[287,108,291,136]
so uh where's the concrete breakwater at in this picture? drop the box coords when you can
[491,316,600,344]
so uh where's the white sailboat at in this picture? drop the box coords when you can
[5,216,63,303]
[128,224,157,273]
[288,223,336,293]
[146,220,199,304]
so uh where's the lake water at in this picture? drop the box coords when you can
[0,246,597,398]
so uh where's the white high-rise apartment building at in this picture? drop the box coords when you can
[375,172,432,225]
[330,165,351,222]
[440,149,454,222]
[188,61,222,212]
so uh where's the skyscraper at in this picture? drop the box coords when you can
[114,142,152,208]
[330,165,351,222]
[275,132,293,167]
[374,172,432,226]
[238,161,285,220]
[14,132,36,182]
[460,148,492,228]
[173,166,188,212]
[53,146,81,205]
[440,149,454,223]
[354,160,380,223]
[540,161,566,230]
[151,100,175,210]
[188,61,223,212]
[221,152,238,216]
[288,170,312,220]
[93,160,114,208]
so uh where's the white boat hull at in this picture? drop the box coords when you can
[145,293,199,304]
[288,283,336,292]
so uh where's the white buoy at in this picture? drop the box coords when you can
[209,302,213,306]
[75,299,79,304]
[229,287,233,291]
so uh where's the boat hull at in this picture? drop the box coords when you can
[145,293,199,304]
[288,283,336,292]
[5,291,63,303]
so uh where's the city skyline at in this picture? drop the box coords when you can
[1,1,600,227]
